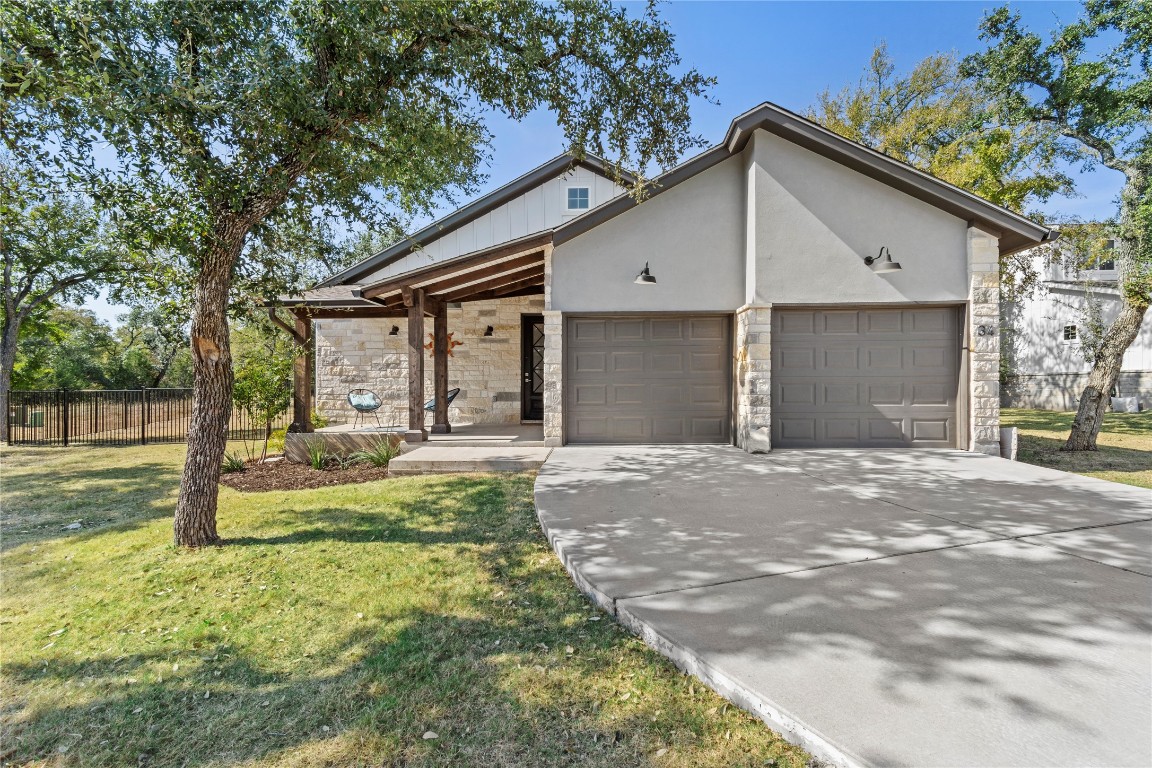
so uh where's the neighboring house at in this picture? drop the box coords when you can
[279,102,1053,455]
[1003,238,1152,410]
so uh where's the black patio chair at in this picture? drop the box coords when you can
[347,388,383,429]
[424,387,461,413]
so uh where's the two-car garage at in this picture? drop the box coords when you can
[562,307,962,448]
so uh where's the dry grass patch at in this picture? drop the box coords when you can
[0,444,811,768]
[1001,408,1152,488]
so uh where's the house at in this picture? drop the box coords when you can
[1003,238,1152,410]
[277,102,1053,455]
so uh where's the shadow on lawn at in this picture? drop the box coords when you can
[225,476,524,548]
[1003,408,1152,437]
[1,474,765,767]
[0,455,182,550]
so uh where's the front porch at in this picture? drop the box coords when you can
[273,233,552,451]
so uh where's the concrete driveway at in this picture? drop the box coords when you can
[533,446,1152,768]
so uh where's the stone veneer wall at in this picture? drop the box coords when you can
[541,311,563,446]
[735,304,773,452]
[314,295,545,426]
[967,226,1002,455]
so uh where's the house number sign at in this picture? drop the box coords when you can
[976,325,996,336]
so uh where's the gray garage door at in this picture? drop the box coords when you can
[772,307,960,448]
[565,315,731,444]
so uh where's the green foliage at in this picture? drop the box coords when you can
[13,305,192,390]
[220,452,245,474]
[809,43,1073,214]
[350,438,400,468]
[303,438,327,471]
[232,320,293,462]
[963,0,1151,307]
[267,427,287,456]
[310,410,330,430]
[3,0,713,306]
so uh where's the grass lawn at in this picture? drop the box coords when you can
[1000,408,1152,488]
[0,444,810,768]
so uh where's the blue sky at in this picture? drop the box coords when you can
[86,0,1120,323]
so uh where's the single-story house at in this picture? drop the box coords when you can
[277,102,1054,455]
[1003,237,1152,410]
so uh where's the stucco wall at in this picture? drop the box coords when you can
[314,295,544,426]
[549,156,746,312]
[747,130,970,305]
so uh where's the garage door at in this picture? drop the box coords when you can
[565,315,731,444]
[772,307,960,448]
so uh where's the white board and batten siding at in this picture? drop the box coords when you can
[360,166,625,285]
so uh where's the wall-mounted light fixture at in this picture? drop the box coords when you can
[483,325,494,337]
[865,247,902,274]
[388,325,400,336]
[634,261,657,285]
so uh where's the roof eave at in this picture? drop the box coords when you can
[320,152,633,288]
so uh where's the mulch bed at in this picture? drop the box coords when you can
[219,458,390,492]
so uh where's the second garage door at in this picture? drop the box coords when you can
[772,307,961,448]
[565,315,731,444]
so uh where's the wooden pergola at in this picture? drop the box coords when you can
[273,232,551,442]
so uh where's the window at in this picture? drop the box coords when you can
[566,187,590,210]
[1064,325,1078,341]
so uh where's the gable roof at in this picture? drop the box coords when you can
[554,102,1054,255]
[319,152,634,287]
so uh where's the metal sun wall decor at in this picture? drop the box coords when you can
[425,332,463,357]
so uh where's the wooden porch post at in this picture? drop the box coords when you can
[404,287,427,442]
[431,298,451,434]
[292,313,314,433]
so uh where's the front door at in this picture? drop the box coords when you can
[521,315,545,421]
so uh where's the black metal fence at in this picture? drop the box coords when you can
[6,389,292,447]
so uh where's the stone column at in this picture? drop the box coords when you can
[735,303,773,453]
[542,310,564,447]
[967,226,1001,455]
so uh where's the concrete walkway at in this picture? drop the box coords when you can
[534,446,1152,768]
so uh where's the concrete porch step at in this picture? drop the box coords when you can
[389,446,552,475]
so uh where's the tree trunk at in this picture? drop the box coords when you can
[1064,168,1149,452]
[173,227,245,547]
[0,318,19,444]
[1063,300,1150,451]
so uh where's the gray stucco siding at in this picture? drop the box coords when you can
[748,130,970,305]
[549,156,745,312]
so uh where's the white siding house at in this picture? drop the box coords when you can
[1003,241,1152,410]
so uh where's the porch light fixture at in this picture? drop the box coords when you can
[388,325,400,336]
[634,262,657,285]
[483,325,494,337]
[865,246,902,274]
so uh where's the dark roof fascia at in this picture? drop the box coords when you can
[353,230,555,298]
[723,103,1053,255]
[553,145,731,246]
[320,153,633,288]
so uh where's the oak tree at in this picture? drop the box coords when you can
[3,0,712,545]
[964,0,1151,450]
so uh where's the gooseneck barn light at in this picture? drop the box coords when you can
[865,247,902,274]
[634,262,657,285]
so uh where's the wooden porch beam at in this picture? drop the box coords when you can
[453,285,545,303]
[410,252,544,296]
[433,266,545,303]
[358,237,550,299]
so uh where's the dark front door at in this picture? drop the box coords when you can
[521,315,545,421]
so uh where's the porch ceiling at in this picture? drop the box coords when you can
[355,232,551,310]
